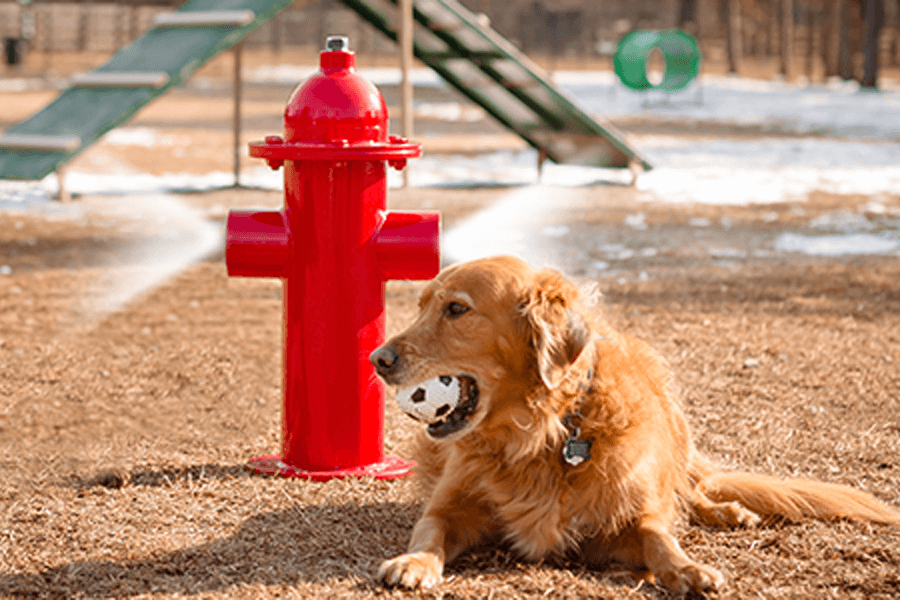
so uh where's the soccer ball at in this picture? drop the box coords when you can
[395,375,462,424]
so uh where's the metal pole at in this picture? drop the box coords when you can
[399,0,413,188]
[233,42,243,187]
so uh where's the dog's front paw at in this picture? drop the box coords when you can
[378,552,443,589]
[657,561,724,595]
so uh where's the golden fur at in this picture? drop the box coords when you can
[370,255,899,594]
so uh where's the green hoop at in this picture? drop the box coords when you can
[613,30,701,92]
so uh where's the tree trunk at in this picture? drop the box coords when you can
[838,0,853,79]
[822,0,841,76]
[679,0,699,36]
[77,1,92,52]
[722,0,738,73]
[679,0,697,23]
[860,0,885,87]
[781,0,794,76]
[806,3,816,79]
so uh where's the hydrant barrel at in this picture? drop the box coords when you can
[227,37,440,480]
[282,160,390,473]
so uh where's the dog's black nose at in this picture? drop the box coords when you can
[370,346,400,376]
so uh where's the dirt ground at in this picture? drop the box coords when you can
[2,54,900,598]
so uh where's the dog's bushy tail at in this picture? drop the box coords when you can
[698,470,900,525]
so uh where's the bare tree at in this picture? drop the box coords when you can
[781,0,795,76]
[838,0,854,79]
[860,0,885,87]
[679,0,699,35]
[822,0,841,77]
[722,0,739,72]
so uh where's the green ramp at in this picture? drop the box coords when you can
[0,0,292,181]
[339,0,651,171]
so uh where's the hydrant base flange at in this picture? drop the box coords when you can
[246,454,415,481]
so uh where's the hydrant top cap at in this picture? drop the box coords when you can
[283,43,388,145]
[326,36,349,51]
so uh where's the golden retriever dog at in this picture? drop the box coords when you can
[370,255,899,595]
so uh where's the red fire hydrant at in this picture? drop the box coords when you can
[226,36,440,481]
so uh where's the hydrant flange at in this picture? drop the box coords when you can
[249,136,422,163]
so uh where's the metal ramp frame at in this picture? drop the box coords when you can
[339,0,652,171]
[0,0,292,184]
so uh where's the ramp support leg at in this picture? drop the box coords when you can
[56,166,70,202]
[399,0,413,189]
[537,149,548,180]
[233,42,243,188]
[629,157,643,187]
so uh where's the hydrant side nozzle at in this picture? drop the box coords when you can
[374,211,441,281]
[225,210,290,278]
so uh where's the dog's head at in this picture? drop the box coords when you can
[371,255,593,442]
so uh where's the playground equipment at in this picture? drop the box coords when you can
[340,0,651,171]
[1,0,652,192]
[613,30,701,92]
[226,37,440,481]
[0,0,292,189]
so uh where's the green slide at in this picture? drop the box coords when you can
[2,0,651,182]
[0,0,292,181]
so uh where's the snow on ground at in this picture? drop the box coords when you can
[3,68,900,262]
[774,232,900,256]
[557,71,900,139]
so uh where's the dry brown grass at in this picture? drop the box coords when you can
[1,182,899,598]
[2,51,900,596]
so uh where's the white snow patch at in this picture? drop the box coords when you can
[774,233,900,256]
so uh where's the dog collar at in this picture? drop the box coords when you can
[562,367,594,466]
[563,427,592,466]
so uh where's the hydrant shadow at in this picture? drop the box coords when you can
[1,498,420,597]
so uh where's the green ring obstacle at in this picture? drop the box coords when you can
[613,30,701,92]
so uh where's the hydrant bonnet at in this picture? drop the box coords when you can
[284,36,387,145]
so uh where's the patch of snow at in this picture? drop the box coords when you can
[624,212,648,230]
[808,211,874,232]
[774,233,900,256]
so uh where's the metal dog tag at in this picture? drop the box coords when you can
[563,437,592,466]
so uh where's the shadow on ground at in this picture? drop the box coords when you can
[1,499,417,597]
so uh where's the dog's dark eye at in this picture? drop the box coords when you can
[445,301,470,318]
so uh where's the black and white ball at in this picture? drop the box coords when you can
[395,375,461,424]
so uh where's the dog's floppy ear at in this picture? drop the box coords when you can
[522,270,592,389]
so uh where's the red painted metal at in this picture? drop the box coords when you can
[226,38,440,481]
